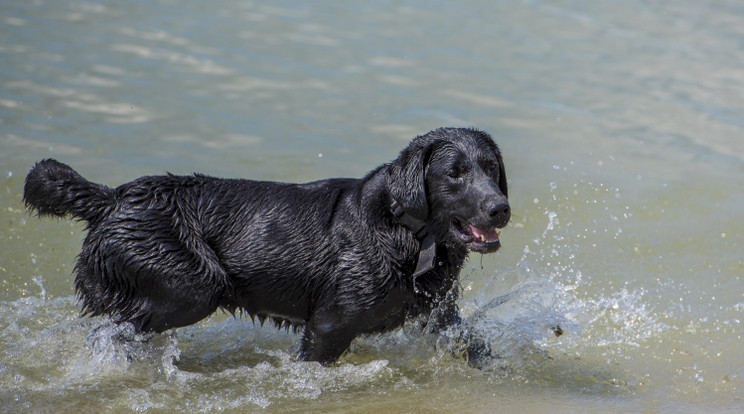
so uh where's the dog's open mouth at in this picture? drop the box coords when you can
[453,218,501,251]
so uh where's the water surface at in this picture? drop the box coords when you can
[2,0,744,412]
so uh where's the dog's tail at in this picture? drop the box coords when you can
[23,159,116,224]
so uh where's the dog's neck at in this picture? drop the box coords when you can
[390,199,436,278]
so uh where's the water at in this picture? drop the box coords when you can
[2,0,744,412]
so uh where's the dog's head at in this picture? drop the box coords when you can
[387,127,509,254]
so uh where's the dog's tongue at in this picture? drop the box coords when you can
[469,224,500,242]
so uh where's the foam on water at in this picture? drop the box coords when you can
[0,292,402,410]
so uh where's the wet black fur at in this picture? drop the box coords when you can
[23,127,510,365]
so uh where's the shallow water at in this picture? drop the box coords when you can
[2,0,744,412]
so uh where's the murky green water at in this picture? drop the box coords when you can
[2,0,744,412]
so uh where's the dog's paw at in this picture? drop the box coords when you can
[464,337,496,369]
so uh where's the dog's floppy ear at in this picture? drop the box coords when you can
[386,137,435,220]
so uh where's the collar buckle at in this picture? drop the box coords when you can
[390,200,436,278]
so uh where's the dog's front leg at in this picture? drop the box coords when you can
[427,290,493,369]
[457,330,493,369]
[298,311,358,365]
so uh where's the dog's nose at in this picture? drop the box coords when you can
[487,201,510,225]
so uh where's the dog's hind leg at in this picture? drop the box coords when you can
[76,225,231,333]
[135,238,232,333]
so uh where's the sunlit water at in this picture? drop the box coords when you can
[2,0,744,412]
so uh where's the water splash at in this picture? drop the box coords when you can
[449,176,670,390]
[31,275,46,301]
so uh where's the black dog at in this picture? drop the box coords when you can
[23,127,510,365]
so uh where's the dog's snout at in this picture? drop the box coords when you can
[487,201,510,225]
[488,202,509,217]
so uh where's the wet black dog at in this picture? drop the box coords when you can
[23,127,510,365]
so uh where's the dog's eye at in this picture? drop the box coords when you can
[448,160,470,179]
[485,161,498,172]
[447,162,464,179]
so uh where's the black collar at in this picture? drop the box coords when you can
[390,200,436,279]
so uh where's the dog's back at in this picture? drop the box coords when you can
[23,160,367,334]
